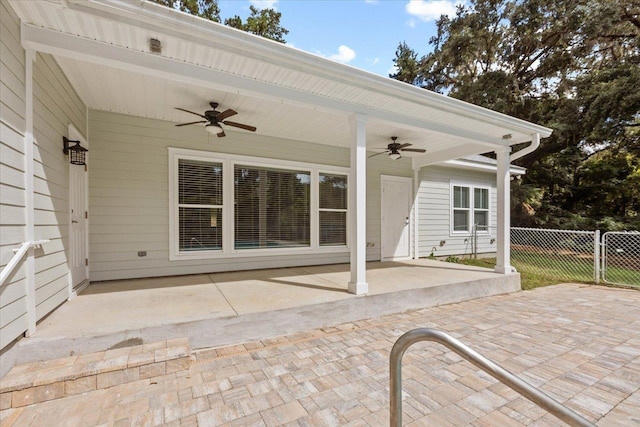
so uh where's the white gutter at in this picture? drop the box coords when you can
[63,0,553,140]
[510,133,540,162]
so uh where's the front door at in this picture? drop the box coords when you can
[68,125,88,289]
[381,176,412,260]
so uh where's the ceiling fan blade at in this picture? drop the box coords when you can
[216,109,237,121]
[368,151,389,158]
[401,148,427,153]
[175,120,208,127]
[175,107,207,119]
[217,129,226,138]
[223,121,257,132]
[397,143,412,149]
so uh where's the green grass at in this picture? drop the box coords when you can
[459,257,583,290]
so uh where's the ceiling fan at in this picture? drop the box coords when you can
[174,102,257,138]
[369,136,426,160]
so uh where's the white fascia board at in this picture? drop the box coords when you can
[21,23,512,150]
[64,0,552,140]
[440,159,526,175]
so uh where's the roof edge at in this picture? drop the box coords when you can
[67,0,552,140]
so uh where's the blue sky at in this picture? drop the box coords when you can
[218,1,463,76]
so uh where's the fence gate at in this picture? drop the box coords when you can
[602,232,640,287]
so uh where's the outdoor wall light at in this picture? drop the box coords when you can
[62,137,88,166]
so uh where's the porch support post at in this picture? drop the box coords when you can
[495,146,513,274]
[413,167,420,260]
[348,113,368,294]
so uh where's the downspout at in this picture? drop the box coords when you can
[509,133,540,162]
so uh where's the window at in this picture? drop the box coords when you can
[178,159,223,251]
[235,165,310,249]
[319,173,348,246]
[452,186,470,232]
[451,184,490,233]
[474,188,489,232]
[170,148,349,259]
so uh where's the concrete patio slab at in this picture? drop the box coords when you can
[14,260,520,366]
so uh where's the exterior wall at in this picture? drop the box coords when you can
[88,111,414,281]
[32,53,87,319]
[0,1,87,349]
[418,165,498,258]
[1,0,28,349]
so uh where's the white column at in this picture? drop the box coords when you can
[24,49,37,336]
[495,146,513,274]
[348,114,368,294]
[413,167,420,260]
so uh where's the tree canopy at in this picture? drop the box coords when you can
[392,0,640,230]
[150,0,288,43]
[225,6,289,43]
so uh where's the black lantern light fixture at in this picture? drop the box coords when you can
[62,136,88,166]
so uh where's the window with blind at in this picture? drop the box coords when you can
[319,173,347,246]
[170,148,350,259]
[234,165,311,249]
[178,159,223,251]
[452,185,470,232]
[451,184,490,233]
[474,188,489,232]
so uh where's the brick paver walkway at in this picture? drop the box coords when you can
[2,283,639,426]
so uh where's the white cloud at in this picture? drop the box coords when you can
[364,0,379,3]
[407,19,416,28]
[372,57,380,65]
[250,0,278,9]
[328,45,356,64]
[405,0,462,22]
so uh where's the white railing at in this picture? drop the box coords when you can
[0,240,49,287]
[390,328,595,427]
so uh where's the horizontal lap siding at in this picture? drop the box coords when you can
[32,51,86,319]
[0,2,28,348]
[89,111,416,280]
[418,166,497,258]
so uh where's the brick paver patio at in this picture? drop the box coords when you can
[1,283,639,426]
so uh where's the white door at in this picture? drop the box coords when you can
[381,176,412,259]
[69,126,88,289]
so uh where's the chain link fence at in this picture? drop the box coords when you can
[602,232,640,287]
[510,227,598,283]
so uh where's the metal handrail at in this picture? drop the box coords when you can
[390,328,596,427]
[0,240,49,287]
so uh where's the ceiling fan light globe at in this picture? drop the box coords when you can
[389,152,401,160]
[205,124,219,135]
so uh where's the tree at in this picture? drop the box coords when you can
[391,0,640,229]
[149,1,289,43]
[151,0,220,22]
[224,6,289,43]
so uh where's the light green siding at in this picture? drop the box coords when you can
[0,1,87,349]
[88,111,417,280]
[418,165,498,258]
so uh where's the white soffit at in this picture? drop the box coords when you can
[10,0,552,150]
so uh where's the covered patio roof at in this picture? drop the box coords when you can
[10,0,551,164]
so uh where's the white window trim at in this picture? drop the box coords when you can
[318,170,350,248]
[449,181,492,236]
[169,147,350,261]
